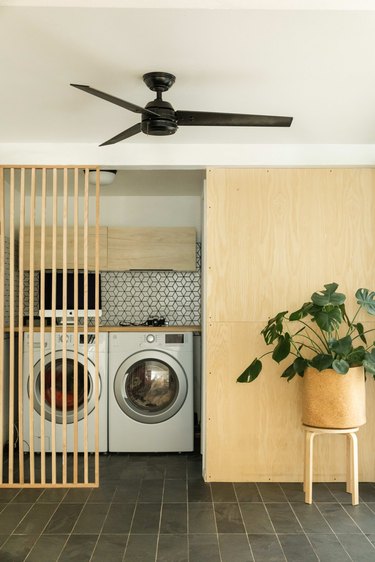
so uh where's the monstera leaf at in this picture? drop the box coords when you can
[311,283,346,307]
[311,305,343,332]
[356,288,375,316]
[237,358,262,382]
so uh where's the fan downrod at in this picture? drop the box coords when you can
[143,72,176,93]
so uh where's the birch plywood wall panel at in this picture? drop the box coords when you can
[206,168,375,323]
[204,168,375,481]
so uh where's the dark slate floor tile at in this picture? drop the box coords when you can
[308,533,352,561]
[317,502,361,533]
[157,534,188,562]
[257,483,287,502]
[241,503,274,534]
[337,533,375,562]
[164,479,187,502]
[280,483,305,502]
[88,482,117,503]
[188,503,216,534]
[165,464,187,479]
[62,488,93,503]
[188,479,212,502]
[72,502,109,534]
[112,479,141,503]
[266,503,303,534]
[188,534,221,562]
[131,502,161,534]
[248,533,285,562]
[0,502,33,534]
[290,502,332,533]
[359,483,375,502]
[214,502,245,533]
[14,502,58,534]
[343,503,375,534]
[211,482,236,502]
[187,460,203,479]
[123,534,158,562]
[311,483,336,502]
[37,488,67,503]
[278,533,318,561]
[235,483,262,502]
[58,534,98,562]
[91,533,128,562]
[0,535,9,548]
[138,479,164,502]
[218,533,253,562]
[160,503,187,534]
[0,534,37,562]
[0,488,20,502]
[25,534,68,562]
[11,488,43,503]
[367,534,375,546]
[44,503,84,534]
[326,482,354,504]
[102,502,135,534]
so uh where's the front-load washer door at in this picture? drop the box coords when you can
[114,350,187,424]
[31,350,101,424]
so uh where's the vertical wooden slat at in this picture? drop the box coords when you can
[51,168,58,484]
[18,168,25,483]
[8,169,15,484]
[73,168,79,484]
[83,169,89,483]
[62,168,68,484]
[95,169,100,485]
[28,168,36,485]
[40,168,46,484]
[0,168,4,484]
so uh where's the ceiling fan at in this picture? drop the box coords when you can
[71,72,293,146]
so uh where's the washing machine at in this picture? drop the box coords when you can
[108,331,194,452]
[23,332,108,453]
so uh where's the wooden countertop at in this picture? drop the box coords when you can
[5,325,201,333]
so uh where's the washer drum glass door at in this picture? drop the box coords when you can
[30,350,101,424]
[114,350,188,424]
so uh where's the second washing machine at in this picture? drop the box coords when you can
[23,331,108,453]
[108,331,194,452]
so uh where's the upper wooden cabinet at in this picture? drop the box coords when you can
[23,226,108,270]
[107,227,196,271]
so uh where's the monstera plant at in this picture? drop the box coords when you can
[237,283,375,383]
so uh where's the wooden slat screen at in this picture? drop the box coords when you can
[0,166,101,488]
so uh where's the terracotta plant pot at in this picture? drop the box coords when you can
[302,366,366,429]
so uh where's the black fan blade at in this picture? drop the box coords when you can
[176,111,293,127]
[70,84,160,118]
[100,123,142,146]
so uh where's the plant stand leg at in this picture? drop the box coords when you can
[348,432,359,505]
[304,430,315,504]
[346,434,352,494]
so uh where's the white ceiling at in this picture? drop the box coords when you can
[1,1,375,167]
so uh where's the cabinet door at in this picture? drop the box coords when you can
[107,227,196,271]
[23,227,108,270]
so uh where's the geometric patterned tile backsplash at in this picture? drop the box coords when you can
[23,243,201,326]
[100,243,201,325]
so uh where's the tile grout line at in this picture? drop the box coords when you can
[21,487,69,562]
[210,481,224,562]
[233,483,256,562]
[256,483,288,562]
[55,487,94,562]
[121,467,143,562]
[153,465,166,562]
[313,484,359,562]
[87,496,113,562]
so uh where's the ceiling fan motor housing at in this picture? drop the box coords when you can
[142,99,178,136]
